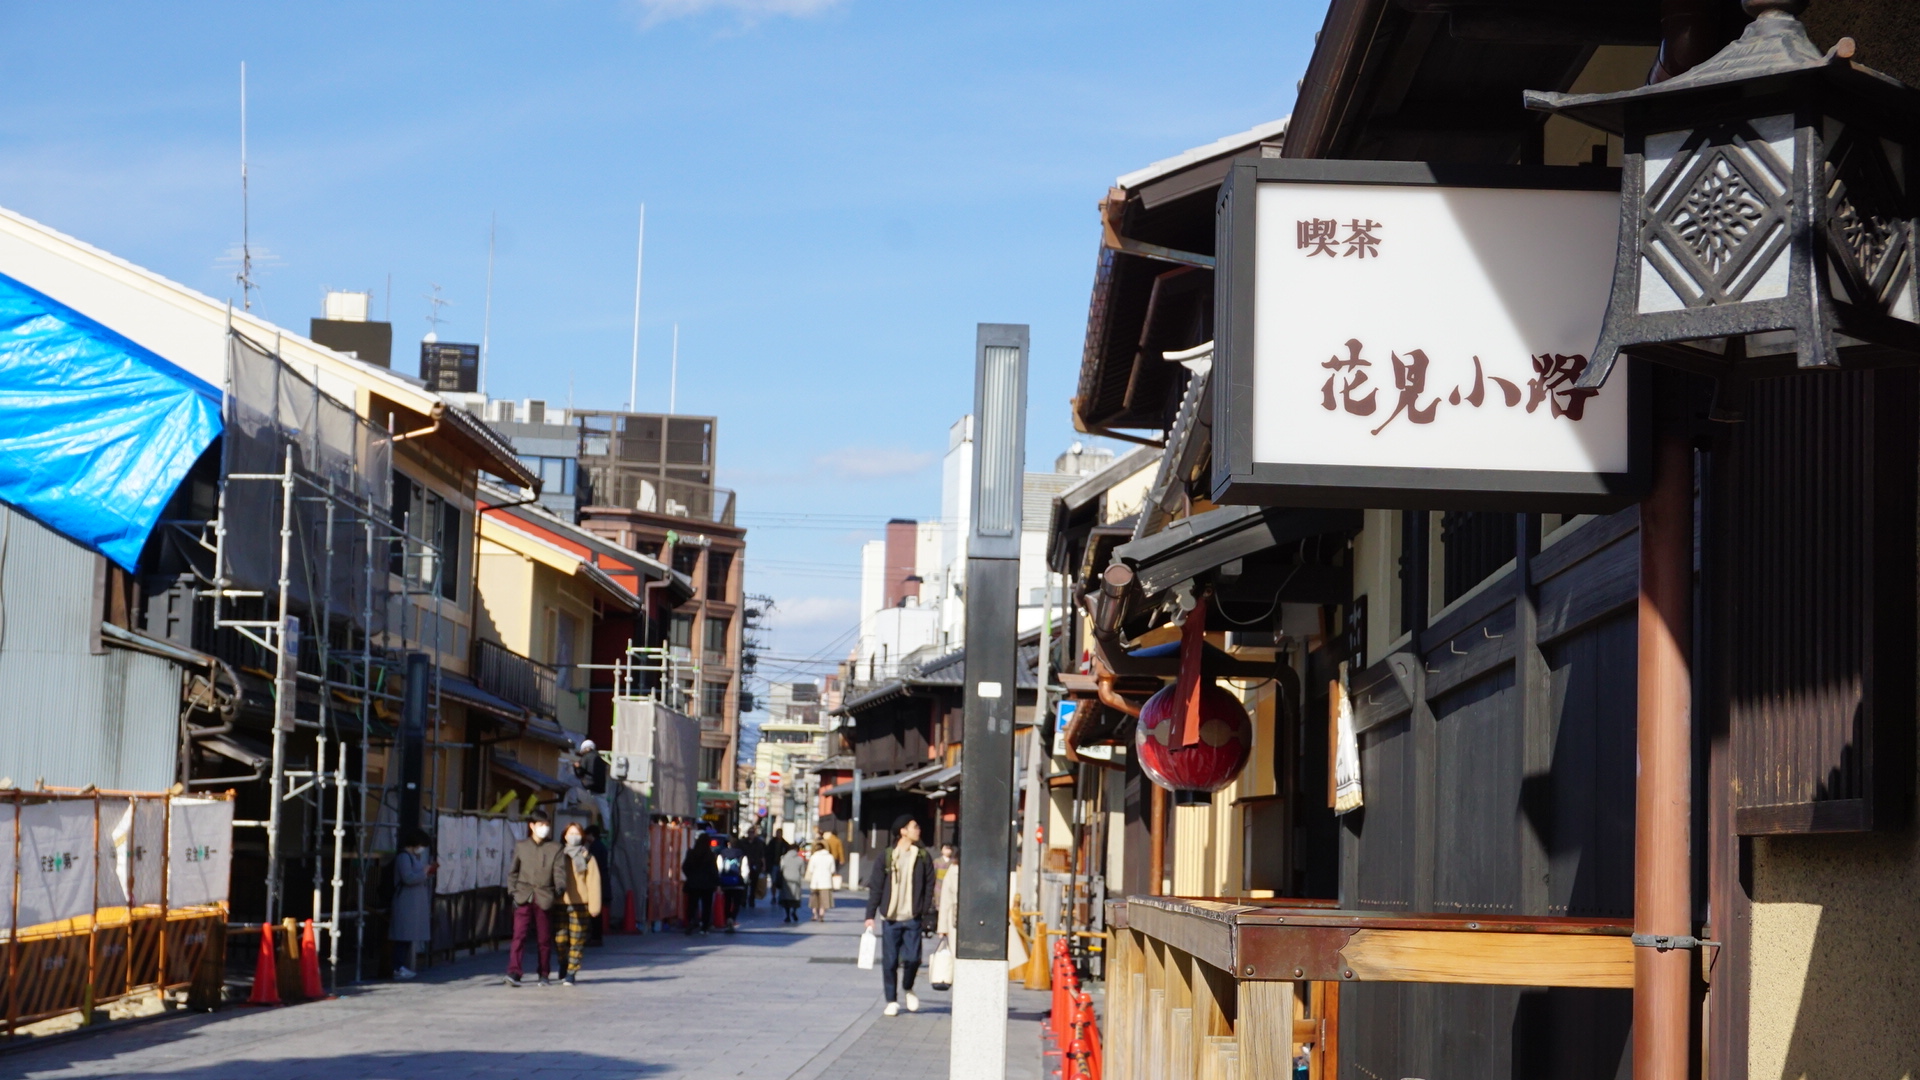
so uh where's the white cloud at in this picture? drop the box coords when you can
[813,446,937,479]
[626,0,847,28]
[769,595,858,628]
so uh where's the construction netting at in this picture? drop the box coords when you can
[221,331,393,623]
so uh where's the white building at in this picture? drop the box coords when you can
[847,416,1118,683]
[750,681,830,837]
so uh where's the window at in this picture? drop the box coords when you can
[671,544,701,579]
[705,550,733,599]
[1439,512,1515,606]
[668,613,694,650]
[703,616,729,656]
[390,471,461,602]
[554,611,578,691]
[699,747,724,785]
[515,455,576,495]
[701,681,728,720]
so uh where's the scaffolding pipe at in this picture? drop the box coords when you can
[265,445,295,927]
[329,736,348,986]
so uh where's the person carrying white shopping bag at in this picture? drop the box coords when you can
[863,814,935,1017]
[928,843,958,990]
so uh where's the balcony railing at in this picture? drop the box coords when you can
[472,637,558,718]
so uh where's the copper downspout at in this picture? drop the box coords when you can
[1634,9,1727,1075]
[1148,784,1167,898]
[1636,431,1693,1080]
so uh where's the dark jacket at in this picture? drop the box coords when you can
[682,840,720,891]
[508,835,569,909]
[864,843,935,923]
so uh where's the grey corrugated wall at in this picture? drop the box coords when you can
[0,510,183,792]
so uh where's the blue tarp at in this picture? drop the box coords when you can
[0,271,222,570]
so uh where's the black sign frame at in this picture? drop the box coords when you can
[1212,158,1649,513]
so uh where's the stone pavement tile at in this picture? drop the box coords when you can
[0,894,1080,1080]
[0,895,879,1080]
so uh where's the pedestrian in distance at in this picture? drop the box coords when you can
[389,828,435,979]
[936,844,958,946]
[864,814,934,1017]
[741,829,768,909]
[555,822,603,986]
[584,823,611,946]
[777,842,806,924]
[681,833,720,934]
[717,835,749,932]
[505,809,570,987]
[805,842,837,922]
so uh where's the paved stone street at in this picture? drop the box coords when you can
[0,896,1049,1080]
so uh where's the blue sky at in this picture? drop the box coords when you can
[0,0,1321,690]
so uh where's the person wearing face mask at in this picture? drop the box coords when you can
[389,829,436,979]
[554,822,603,985]
[505,809,569,987]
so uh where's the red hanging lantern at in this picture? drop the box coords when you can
[1134,680,1253,793]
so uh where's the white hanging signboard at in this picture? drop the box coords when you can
[1213,159,1647,511]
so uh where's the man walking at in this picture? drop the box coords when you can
[863,814,934,1017]
[681,833,720,934]
[505,809,569,987]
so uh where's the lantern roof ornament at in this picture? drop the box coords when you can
[1525,2,1903,137]
[1525,0,1920,393]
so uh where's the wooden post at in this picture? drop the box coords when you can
[1234,980,1293,1079]
[1635,430,1693,1080]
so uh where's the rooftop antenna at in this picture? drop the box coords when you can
[424,284,452,339]
[669,322,679,415]
[628,203,645,412]
[237,61,256,311]
[481,213,495,394]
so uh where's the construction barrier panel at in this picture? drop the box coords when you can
[0,789,234,1033]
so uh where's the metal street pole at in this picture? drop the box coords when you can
[951,323,1028,1080]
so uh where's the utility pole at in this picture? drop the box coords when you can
[951,324,1028,1080]
[629,204,645,411]
[480,213,495,395]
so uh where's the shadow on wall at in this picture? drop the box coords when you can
[1754,827,1920,1079]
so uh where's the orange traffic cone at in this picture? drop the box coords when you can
[622,890,638,935]
[247,926,281,1006]
[299,920,325,1000]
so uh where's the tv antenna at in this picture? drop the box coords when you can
[424,284,452,338]
[237,62,256,311]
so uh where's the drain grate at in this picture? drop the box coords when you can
[807,956,858,964]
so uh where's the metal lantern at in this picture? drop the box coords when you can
[1526,0,1920,392]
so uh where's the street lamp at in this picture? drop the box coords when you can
[952,323,1028,1080]
[1527,0,1920,394]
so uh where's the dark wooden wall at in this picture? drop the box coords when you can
[1339,511,1639,1080]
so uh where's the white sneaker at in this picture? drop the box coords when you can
[394,966,415,980]
[883,1002,900,1017]
[905,992,920,1013]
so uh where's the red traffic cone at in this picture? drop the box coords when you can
[622,889,638,935]
[247,926,281,1006]
[299,920,325,1000]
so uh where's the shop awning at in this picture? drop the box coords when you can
[488,754,570,796]
[439,676,527,722]
[909,763,962,796]
[820,763,944,798]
